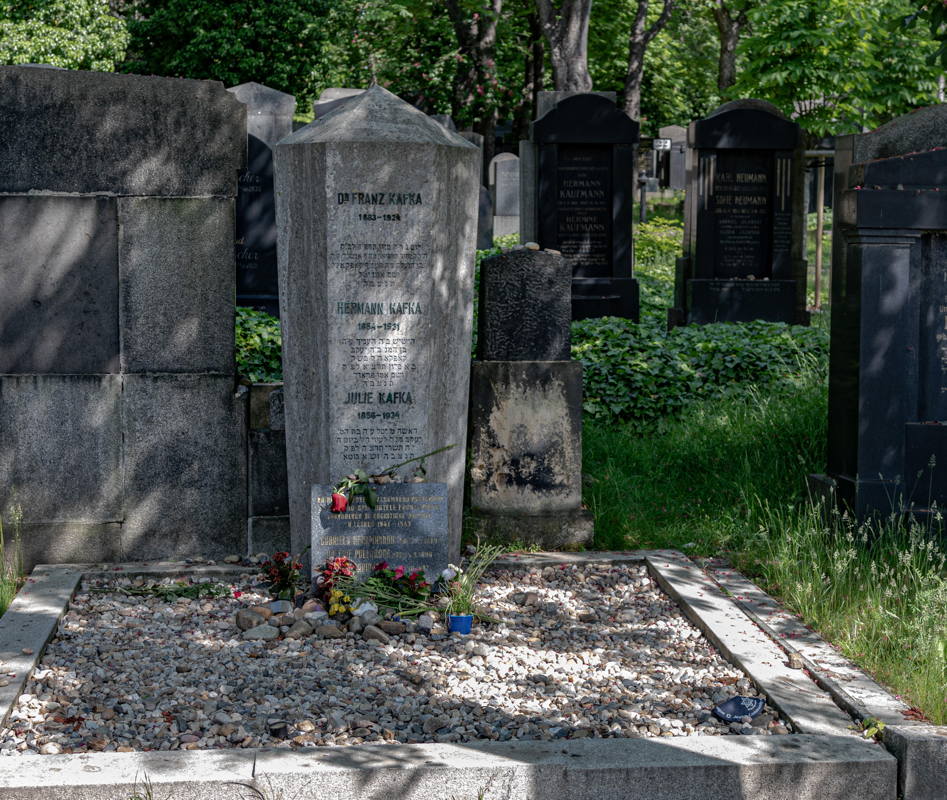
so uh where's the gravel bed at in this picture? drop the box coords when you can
[0,563,790,755]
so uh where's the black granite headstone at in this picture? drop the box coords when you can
[236,134,279,315]
[671,100,808,327]
[478,249,571,361]
[477,186,494,250]
[532,94,639,321]
[311,482,449,576]
[809,107,947,519]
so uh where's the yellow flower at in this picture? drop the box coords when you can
[343,595,351,602]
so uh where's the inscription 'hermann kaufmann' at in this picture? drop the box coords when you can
[337,192,423,206]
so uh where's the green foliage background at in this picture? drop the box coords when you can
[0,0,129,70]
[2,1,942,136]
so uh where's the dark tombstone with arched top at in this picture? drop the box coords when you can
[532,94,640,321]
[671,100,809,327]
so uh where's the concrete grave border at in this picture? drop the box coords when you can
[0,552,914,799]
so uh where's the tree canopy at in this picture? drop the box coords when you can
[0,0,944,136]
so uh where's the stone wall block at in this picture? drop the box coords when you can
[0,375,123,523]
[0,67,245,196]
[121,375,245,559]
[0,196,119,374]
[119,198,235,374]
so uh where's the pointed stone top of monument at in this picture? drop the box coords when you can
[281,85,475,148]
[227,82,297,115]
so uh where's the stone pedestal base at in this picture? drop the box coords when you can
[687,279,799,324]
[465,509,594,550]
[572,277,639,321]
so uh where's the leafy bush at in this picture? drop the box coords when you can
[235,306,282,382]
[573,317,827,428]
[635,217,683,266]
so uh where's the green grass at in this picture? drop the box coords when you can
[583,357,827,554]
[0,505,24,617]
[583,230,946,723]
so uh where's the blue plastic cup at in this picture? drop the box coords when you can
[447,614,473,634]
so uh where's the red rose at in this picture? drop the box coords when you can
[330,492,348,513]
[374,561,388,571]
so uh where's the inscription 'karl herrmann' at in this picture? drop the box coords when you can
[338,192,423,206]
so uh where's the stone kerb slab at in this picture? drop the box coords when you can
[275,85,480,562]
[0,67,245,196]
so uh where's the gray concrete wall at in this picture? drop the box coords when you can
[0,66,248,567]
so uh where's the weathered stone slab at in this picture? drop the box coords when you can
[0,375,122,523]
[0,66,245,196]
[275,86,479,560]
[468,361,583,514]
[311,482,449,576]
[121,375,245,559]
[0,196,119,374]
[478,249,571,361]
[118,197,235,374]
[706,561,919,726]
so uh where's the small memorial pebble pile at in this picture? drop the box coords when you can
[0,564,790,755]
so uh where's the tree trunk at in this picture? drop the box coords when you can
[535,0,593,92]
[711,1,749,92]
[514,12,545,139]
[444,0,502,182]
[622,0,675,120]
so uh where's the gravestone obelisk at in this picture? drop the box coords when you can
[274,86,480,565]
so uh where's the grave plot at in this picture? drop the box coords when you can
[0,563,790,756]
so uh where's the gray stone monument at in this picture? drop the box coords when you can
[274,85,480,568]
[0,66,246,567]
[227,81,296,147]
[467,247,593,548]
[489,153,520,238]
[312,87,365,119]
[228,82,297,315]
[658,124,686,190]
